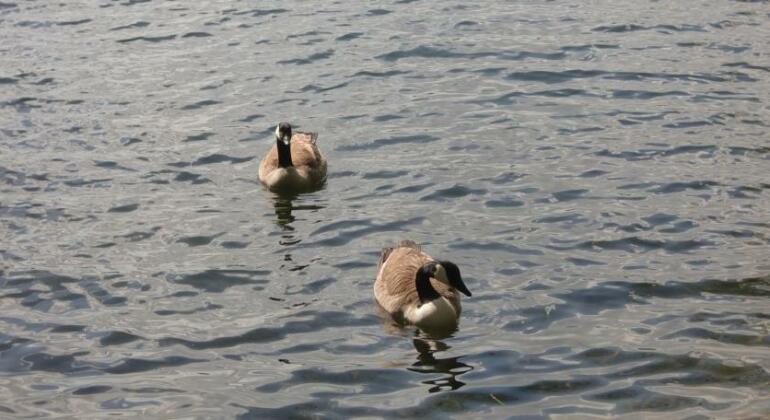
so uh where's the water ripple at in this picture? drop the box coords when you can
[159,311,377,350]
[166,269,269,293]
[336,134,439,152]
[376,45,565,62]
[117,34,176,43]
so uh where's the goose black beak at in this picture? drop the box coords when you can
[438,260,471,297]
[454,280,472,297]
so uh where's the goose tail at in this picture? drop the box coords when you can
[378,240,420,271]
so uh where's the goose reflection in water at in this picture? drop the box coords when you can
[409,337,473,393]
[375,305,473,392]
[270,194,327,274]
[272,194,297,231]
[271,193,327,239]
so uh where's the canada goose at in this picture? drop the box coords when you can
[374,240,471,331]
[258,122,327,193]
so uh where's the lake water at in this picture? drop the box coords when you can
[1,0,769,418]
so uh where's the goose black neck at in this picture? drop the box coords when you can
[277,139,293,168]
[416,269,440,304]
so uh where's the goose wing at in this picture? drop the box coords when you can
[291,132,326,172]
[375,242,431,314]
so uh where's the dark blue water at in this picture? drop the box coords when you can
[1,0,769,418]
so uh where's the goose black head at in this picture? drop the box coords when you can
[432,261,472,297]
[275,122,292,145]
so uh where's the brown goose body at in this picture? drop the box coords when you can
[258,127,327,193]
[374,241,467,329]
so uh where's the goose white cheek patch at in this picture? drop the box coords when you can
[434,264,448,283]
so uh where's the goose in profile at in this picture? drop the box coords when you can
[374,240,471,331]
[258,122,327,193]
